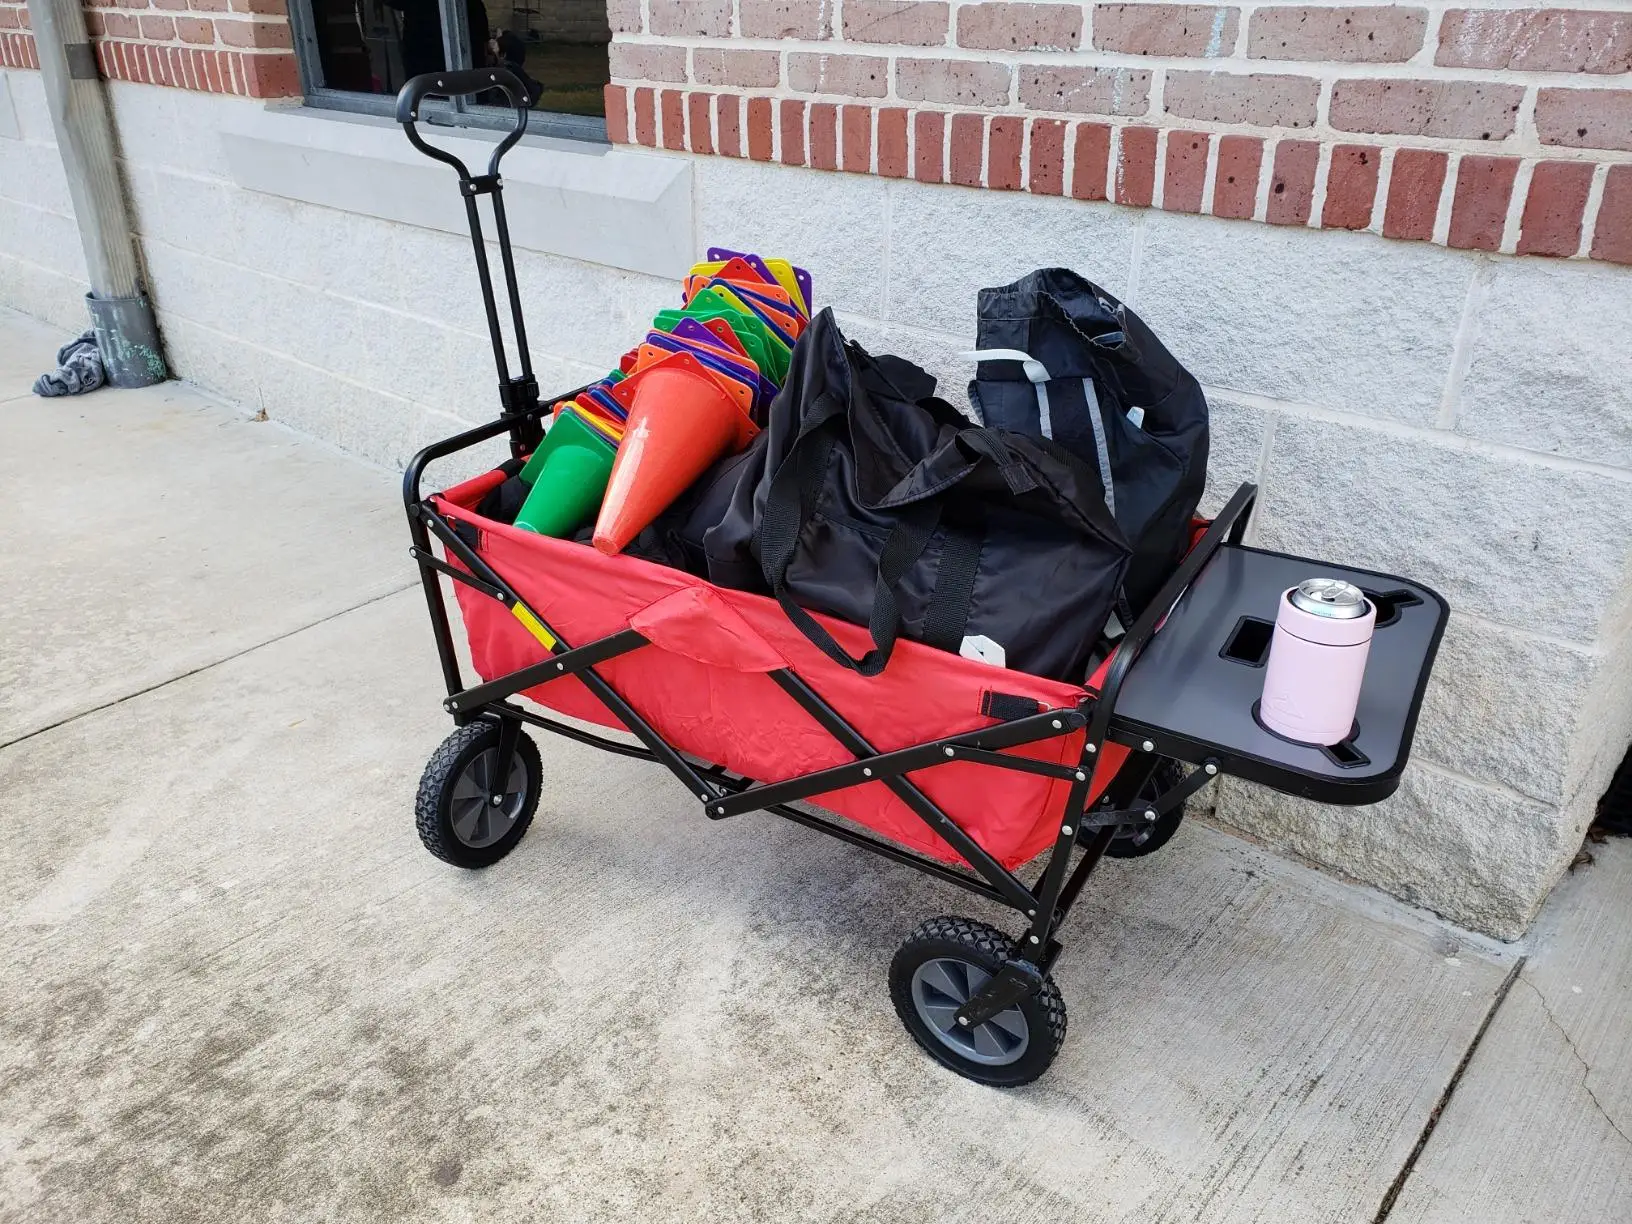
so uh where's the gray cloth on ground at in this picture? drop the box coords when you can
[33,330,106,397]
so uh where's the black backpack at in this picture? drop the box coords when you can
[969,269,1209,619]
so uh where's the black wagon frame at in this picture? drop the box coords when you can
[393,68,1446,1082]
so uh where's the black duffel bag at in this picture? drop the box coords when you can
[969,269,1208,619]
[702,308,1132,682]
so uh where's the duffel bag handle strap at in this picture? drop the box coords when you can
[759,392,943,676]
[757,389,846,592]
[770,500,941,677]
[957,425,1038,495]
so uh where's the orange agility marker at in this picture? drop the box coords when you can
[593,351,758,555]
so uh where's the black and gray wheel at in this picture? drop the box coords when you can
[888,916,1066,1087]
[415,721,542,869]
[1106,759,1186,859]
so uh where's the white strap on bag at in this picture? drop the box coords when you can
[1078,377,1116,518]
[963,349,1119,517]
[961,349,1053,439]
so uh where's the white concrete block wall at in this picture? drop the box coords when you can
[0,72,87,332]
[3,70,1631,938]
[0,74,673,476]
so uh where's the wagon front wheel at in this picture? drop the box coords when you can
[889,916,1067,1087]
[415,721,542,868]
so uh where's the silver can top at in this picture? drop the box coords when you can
[1288,578,1370,619]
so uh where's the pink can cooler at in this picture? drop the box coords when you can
[1259,579,1376,746]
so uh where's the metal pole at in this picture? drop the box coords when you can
[25,0,167,386]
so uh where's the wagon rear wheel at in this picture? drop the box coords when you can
[416,722,542,868]
[1106,759,1187,859]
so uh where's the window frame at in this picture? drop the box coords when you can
[285,0,609,144]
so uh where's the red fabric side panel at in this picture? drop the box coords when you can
[435,486,1117,868]
[629,586,789,673]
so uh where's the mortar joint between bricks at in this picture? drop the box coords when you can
[1500,158,1537,255]
[1578,163,1612,261]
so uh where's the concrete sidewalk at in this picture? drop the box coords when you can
[0,307,1626,1223]
[0,311,409,746]
[1391,842,1632,1224]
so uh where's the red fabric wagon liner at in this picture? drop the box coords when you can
[434,469,1130,869]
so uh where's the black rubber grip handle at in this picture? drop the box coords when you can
[395,68,528,122]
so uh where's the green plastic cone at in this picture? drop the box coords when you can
[514,410,617,537]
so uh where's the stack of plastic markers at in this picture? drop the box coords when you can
[510,249,812,553]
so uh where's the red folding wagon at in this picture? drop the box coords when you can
[398,71,1449,1085]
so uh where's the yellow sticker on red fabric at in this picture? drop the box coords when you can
[510,603,558,651]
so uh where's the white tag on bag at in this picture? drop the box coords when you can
[960,635,1007,668]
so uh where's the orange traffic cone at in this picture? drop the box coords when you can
[592,351,758,555]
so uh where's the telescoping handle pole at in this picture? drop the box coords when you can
[396,69,541,457]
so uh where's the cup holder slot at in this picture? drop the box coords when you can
[1364,588,1422,630]
[1250,701,1372,769]
[1321,738,1370,769]
[1220,616,1275,667]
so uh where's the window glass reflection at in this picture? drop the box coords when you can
[310,0,608,116]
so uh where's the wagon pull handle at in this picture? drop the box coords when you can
[395,69,541,460]
[396,69,531,179]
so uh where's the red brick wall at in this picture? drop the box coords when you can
[605,2,1632,264]
[0,0,297,98]
[0,0,39,69]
